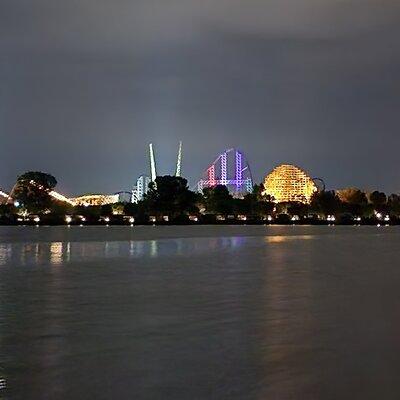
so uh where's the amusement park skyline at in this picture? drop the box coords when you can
[1,1,400,194]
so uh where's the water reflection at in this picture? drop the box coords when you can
[2,228,400,399]
[0,235,318,268]
[150,240,158,258]
[0,236,251,267]
[50,242,63,265]
[0,244,11,266]
[265,234,314,243]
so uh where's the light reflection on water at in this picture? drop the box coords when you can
[2,228,400,400]
[0,237,270,266]
[0,235,315,268]
[264,234,314,243]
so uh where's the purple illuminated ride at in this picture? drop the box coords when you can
[196,148,254,196]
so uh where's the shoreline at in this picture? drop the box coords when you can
[0,224,398,244]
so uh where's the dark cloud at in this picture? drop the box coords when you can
[1,0,400,194]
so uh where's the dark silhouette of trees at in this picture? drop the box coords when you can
[336,188,369,216]
[13,171,57,213]
[336,188,367,205]
[388,194,400,217]
[202,185,234,215]
[286,202,309,217]
[310,190,341,217]
[143,176,199,219]
[4,170,400,225]
[368,191,387,212]
[237,192,274,218]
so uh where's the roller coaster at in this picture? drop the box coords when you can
[196,148,254,196]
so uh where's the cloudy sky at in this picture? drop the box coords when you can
[1,0,400,195]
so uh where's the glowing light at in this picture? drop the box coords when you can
[327,215,336,222]
[129,217,135,224]
[235,151,243,183]
[263,164,317,204]
[33,216,40,223]
[208,165,216,187]
[221,152,227,184]
[149,143,157,183]
[175,141,183,177]
[49,190,75,205]
[65,216,72,224]
[70,194,118,206]
[197,148,253,195]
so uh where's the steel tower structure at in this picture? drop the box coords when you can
[175,141,183,177]
[148,141,183,181]
[196,148,253,196]
[149,143,157,183]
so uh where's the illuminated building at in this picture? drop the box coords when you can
[70,194,119,207]
[263,164,317,203]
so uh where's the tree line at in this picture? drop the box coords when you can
[1,171,400,224]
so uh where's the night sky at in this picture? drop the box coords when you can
[1,1,400,195]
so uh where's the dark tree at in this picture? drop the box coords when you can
[74,205,102,221]
[310,190,342,217]
[144,176,199,219]
[124,202,139,216]
[236,192,274,218]
[368,191,387,211]
[49,200,74,216]
[336,188,369,217]
[285,202,309,217]
[202,185,234,215]
[101,204,113,216]
[336,188,367,205]
[388,194,400,216]
[0,204,16,217]
[12,171,57,213]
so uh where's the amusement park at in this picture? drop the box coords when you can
[0,142,399,225]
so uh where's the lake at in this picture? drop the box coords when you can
[1,225,400,399]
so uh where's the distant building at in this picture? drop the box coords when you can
[70,194,119,207]
[132,175,151,203]
[263,164,317,204]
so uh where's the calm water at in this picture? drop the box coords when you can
[1,225,400,399]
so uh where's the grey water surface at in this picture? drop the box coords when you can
[1,225,400,400]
